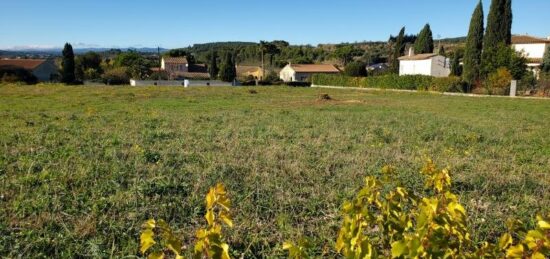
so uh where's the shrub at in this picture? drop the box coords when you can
[344,62,367,77]
[102,67,130,85]
[0,66,38,84]
[485,67,512,95]
[312,74,463,92]
[140,161,550,259]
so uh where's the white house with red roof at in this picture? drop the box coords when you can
[279,63,340,82]
[512,35,550,75]
[398,48,450,77]
[0,59,58,81]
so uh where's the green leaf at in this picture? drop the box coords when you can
[391,240,407,258]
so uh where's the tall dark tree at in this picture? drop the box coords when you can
[463,1,484,85]
[389,27,406,73]
[438,45,446,56]
[542,46,550,73]
[450,53,462,76]
[504,0,513,44]
[61,43,76,84]
[219,52,236,82]
[482,0,512,76]
[208,50,219,79]
[414,24,434,54]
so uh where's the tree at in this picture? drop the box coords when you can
[75,51,103,80]
[450,52,462,76]
[344,62,367,77]
[219,52,236,82]
[504,0,513,45]
[167,49,195,64]
[541,45,550,73]
[208,50,219,80]
[509,50,527,80]
[334,45,364,65]
[438,45,446,56]
[113,51,150,79]
[414,24,434,54]
[389,27,406,73]
[482,0,512,76]
[61,43,76,84]
[463,1,484,86]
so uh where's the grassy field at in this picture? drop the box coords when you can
[0,84,549,258]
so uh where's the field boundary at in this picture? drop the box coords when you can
[311,84,550,101]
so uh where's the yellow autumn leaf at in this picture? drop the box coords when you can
[391,240,407,258]
[506,244,524,258]
[220,211,233,227]
[283,242,294,250]
[148,251,165,259]
[205,209,215,226]
[140,229,156,254]
[143,219,156,229]
[537,217,550,230]
[221,243,231,259]
[498,233,512,250]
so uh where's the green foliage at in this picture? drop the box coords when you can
[482,0,513,77]
[450,52,462,77]
[510,51,528,80]
[414,24,434,54]
[101,67,130,85]
[504,0,513,45]
[485,67,513,95]
[113,51,151,79]
[167,49,196,64]
[76,51,103,80]
[541,45,550,73]
[0,66,38,84]
[344,62,367,77]
[312,74,463,92]
[390,27,406,73]
[208,50,219,80]
[61,43,76,84]
[463,1,484,85]
[333,45,364,65]
[219,52,236,82]
[140,184,232,259]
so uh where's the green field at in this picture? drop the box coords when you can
[0,85,549,257]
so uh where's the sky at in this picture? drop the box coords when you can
[1,0,549,50]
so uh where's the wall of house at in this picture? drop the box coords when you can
[430,56,451,78]
[32,60,59,81]
[514,43,548,59]
[279,65,296,82]
[399,59,432,76]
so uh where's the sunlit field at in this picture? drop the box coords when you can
[1,84,548,257]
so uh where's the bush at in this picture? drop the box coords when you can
[140,161,550,258]
[312,74,463,92]
[102,67,130,85]
[0,66,38,84]
[344,62,367,77]
[485,67,512,95]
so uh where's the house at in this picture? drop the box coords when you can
[160,57,210,80]
[398,48,450,77]
[279,63,340,82]
[236,65,264,80]
[512,35,550,77]
[0,58,58,81]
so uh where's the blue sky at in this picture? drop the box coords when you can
[0,0,548,49]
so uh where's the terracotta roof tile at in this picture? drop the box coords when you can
[289,64,340,73]
[512,35,550,44]
[0,59,47,70]
[236,65,261,74]
[398,53,439,61]
[163,57,188,64]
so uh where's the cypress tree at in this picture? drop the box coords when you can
[390,27,406,73]
[414,24,434,54]
[463,1,484,85]
[504,0,513,44]
[208,50,219,80]
[450,53,462,76]
[219,52,236,82]
[541,46,550,73]
[61,43,76,84]
[438,45,446,56]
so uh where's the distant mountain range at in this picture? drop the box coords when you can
[0,47,169,56]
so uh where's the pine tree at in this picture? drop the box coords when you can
[208,50,219,80]
[61,43,76,84]
[390,27,406,73]
[219,52,236,82]
[414,24,434,54]
[463,1,484,85]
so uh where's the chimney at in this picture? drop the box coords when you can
[408,47,415,57]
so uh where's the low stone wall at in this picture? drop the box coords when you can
[130,79,234,87]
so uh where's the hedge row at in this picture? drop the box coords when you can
[312,74,464,92]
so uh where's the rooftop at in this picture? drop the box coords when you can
[0,59,48,70]
[512,35,550,44]
[288,64,340,73]
[398,53,439,61]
